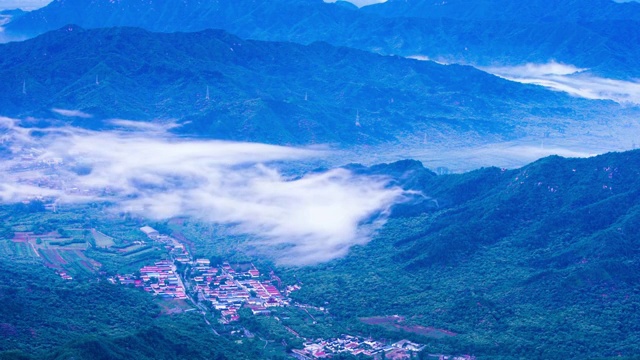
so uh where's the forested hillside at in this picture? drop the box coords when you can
[1,26,621,146]
[283,150,640,359]
[6,0,640,78]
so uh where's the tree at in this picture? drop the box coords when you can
[57,228,68,238]
[210,256,223,267]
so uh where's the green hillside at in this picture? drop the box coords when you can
[1,150,639,359]
[281,150,640,359]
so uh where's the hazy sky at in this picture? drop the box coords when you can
[1,0,390,11]
[0,0,50,10]
[4,0,637,11]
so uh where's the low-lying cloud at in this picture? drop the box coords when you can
[51,108,93,118]
[483,62,640,104]
[0,118,405,265]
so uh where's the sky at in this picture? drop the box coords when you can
[0,0,50,10]
[0,0,389,11]
[3,0,388,11]
[3,0,637,11]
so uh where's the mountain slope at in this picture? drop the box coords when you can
[5,0,640,78]
[0,25,623,147]
[362,0,640,22]
[0,259,249,360]
[284,149,640,358]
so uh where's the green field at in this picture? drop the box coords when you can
[123,246,154,258]
[116,243,146,253]
[60,250,101,274]
[37,248,101,276]
[86,247,167,275]
[91,229,116,248]
[0,240,39,261]
[43,238,89,250]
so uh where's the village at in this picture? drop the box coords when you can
[293,335,426,359]
[2,219,457,360]
[110,226,301,323]
[104,226,432,359]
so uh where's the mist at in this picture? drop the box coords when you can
[483,62,640,104]
[323,0,387,8]
[0,118,406,265]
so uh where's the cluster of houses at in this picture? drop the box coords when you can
[189,259,300,323]
[109,260,188,300]
[427,355,476,360]
[57,270,73,280]
[293,335,425,359]
[116,225,302,323]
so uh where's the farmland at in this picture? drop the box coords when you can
[91,229,116,248]
[39,248,101,275]
[0,240,39,262]
[360,316,456,339]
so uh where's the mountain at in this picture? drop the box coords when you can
[362,0,640,22]
[5,0,640,78]
[2,147,640,359]
[0,260,250,360]
[0,25,625,147]
[285,149,640,358]
[0,9,25,27]
[0,9,25,17]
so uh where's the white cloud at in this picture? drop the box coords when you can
[51,108,93,118]
[482,61,640,104]
[323,0,387,8]
[0,120,406,265]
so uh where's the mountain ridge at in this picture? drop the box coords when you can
[5,0,640,78]
[1,25,625,148]
[286,148,640,358]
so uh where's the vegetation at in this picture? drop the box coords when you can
[1,150,640,359]
[282,150,640,359]
[0,26,629,148]
[6,0,640,78]
[0,260,249,360]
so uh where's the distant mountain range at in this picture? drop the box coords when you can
[0,25,632,148]
[362,0,640,22]
[0,8,24,26]
[4,0,640,78]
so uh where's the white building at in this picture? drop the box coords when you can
[140,226,160,239]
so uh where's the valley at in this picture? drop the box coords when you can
[1,0,640,359]
[1,149,639,359]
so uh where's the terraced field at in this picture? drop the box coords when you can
[0,240,39,261]
[91,229,116,248]
[38,248,101,275]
